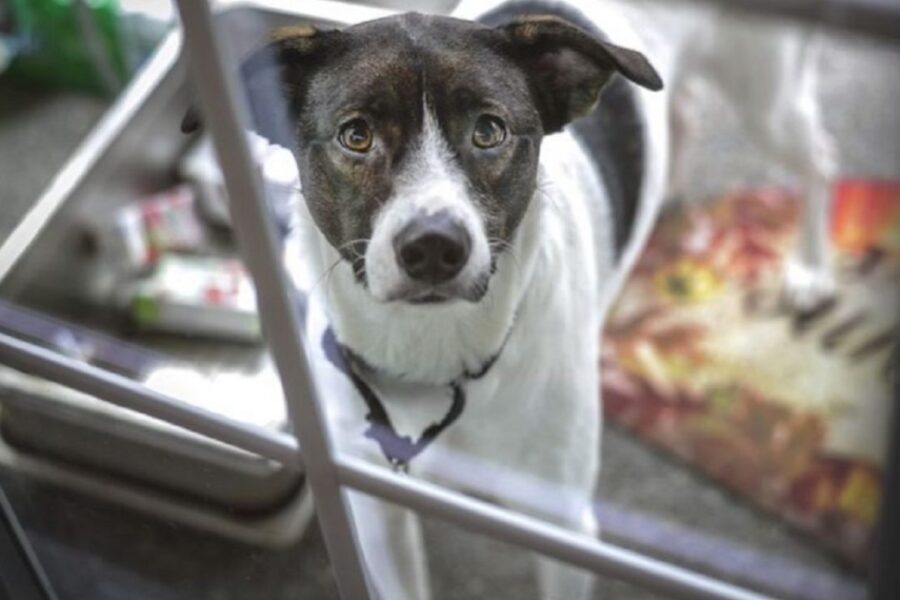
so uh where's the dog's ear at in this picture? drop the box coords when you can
[498,15,662,134]
[180,24,343,149]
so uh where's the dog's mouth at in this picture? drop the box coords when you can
[337,254,490,305]
[408,292,450,305]
[385,275,491,305]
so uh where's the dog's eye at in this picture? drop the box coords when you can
[338,118,373,152]
[472,115,506,149]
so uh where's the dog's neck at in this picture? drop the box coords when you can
[293,173,548,386]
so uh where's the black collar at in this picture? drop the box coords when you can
[321,326,502,472]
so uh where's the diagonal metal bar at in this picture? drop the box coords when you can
[0,331,302,470]
[0,325,775,600]
[171,1,373,598]
[337,456,775,600]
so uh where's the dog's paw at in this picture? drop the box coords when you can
[781,260,837,312]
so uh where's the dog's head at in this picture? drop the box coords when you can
[213,13,660,304]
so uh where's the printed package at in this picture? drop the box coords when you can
[602,180,900,567]
[123,255,261,342]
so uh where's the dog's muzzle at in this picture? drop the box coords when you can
[393,210,471,289]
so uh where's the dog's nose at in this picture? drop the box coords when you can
[394,211,471,284]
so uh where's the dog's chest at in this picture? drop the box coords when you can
[292,130,610,474]
[306,291,597,472]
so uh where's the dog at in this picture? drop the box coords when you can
[198,0,667,597]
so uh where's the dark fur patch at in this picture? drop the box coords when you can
[233,9,659,281]
[478,1,649,255]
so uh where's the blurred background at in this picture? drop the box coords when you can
[0,0,898,598]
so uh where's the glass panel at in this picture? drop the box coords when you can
[1,0,896,598]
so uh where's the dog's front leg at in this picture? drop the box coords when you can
[347,490,431,600]
[534,508,598,600]
[530,450,600,600]
[528,322,602,600]
[504,376,601,599]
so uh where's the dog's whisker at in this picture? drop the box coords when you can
[488,237,523,276]
[309,255,344,296]
[533,181,554,204]
[335,238,372,253]
[321,258,349,306]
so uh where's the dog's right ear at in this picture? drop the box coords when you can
[498,15,662,134]
[180,24,343,150]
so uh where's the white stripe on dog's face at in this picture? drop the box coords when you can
[365,101,492,303]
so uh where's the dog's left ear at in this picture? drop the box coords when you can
[181,24,344,149]
[499,15,662,134]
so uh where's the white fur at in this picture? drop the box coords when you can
[365,102,492,304]
[454,0,671,316]
[284,2,668,598]
[298,129,610,600]
[302,104,544,383]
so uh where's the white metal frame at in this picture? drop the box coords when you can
[1,0,897,598]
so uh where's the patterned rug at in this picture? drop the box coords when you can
[602,179,900,569]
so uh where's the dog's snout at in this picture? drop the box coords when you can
[394,211,471,284]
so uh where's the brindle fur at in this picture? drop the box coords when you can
[228,13,659,283]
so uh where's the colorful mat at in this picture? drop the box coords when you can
[602,180,900,568]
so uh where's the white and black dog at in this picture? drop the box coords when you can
[209,0,667,597]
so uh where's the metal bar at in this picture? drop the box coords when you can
[337,456,774,600]
[0,331,302,470]
[170,2,372,598]
[0,486,58,600]
[0,31,182,285]
[0,322,777,599]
